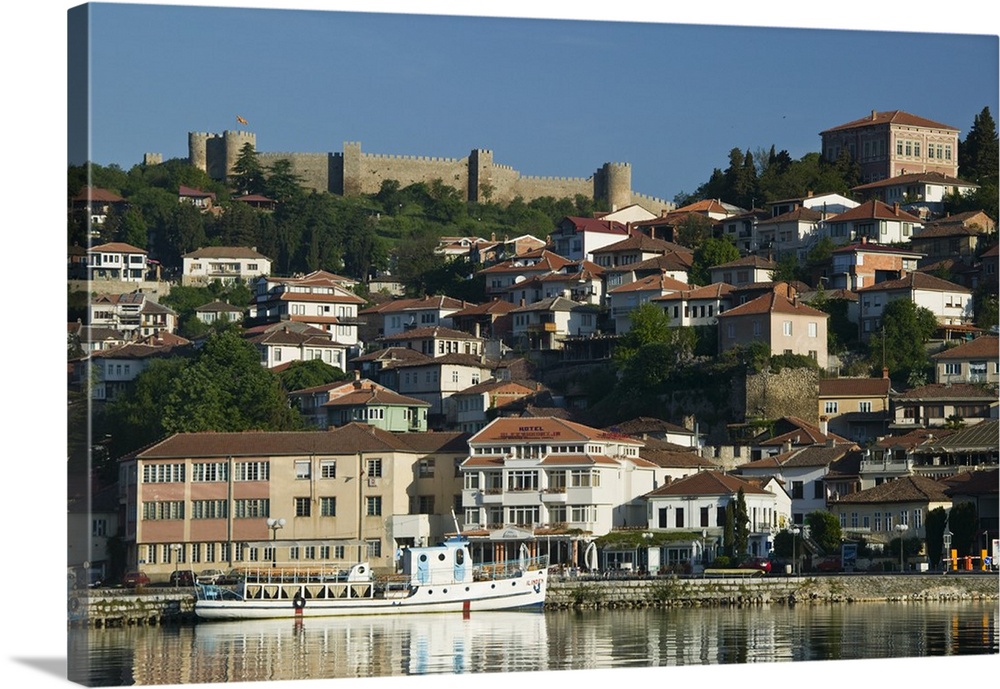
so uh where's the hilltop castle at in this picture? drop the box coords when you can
[187,129,672,214]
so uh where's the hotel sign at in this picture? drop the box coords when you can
[498,425,561,440]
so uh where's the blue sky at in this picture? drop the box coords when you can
[76,2,999,202]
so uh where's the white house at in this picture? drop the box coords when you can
[377,326,485,358]
[362,295,473,338]
[607,273,689,334]
[855,272,974,341]
[821,200,923,246]
[181,246,272,286]
[459,417,654,552]
[851,171,978,218]
[194,300,245,325]
[87,242,148,282]
[932,336,1000,386]
[549,216,630,262]
[653,282,735,329]
[735,444,857,526]
[89,292,178,339]
[644,470,791,561]
[251,270,366,347]
[387,353,494,421]
[708,256,777,287]
[248,324,350,370]
[510,296,601,350]
[448,379,537,433]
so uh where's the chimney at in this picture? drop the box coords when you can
[871,109,877,120]
[819,416,829,436]
[782,440,793,454]
[893,202,900,216]
[882,367,889,379]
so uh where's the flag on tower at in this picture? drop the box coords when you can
[236,115,248,125]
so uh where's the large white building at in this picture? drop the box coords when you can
[182,246,272,286]
[458,417,656,565]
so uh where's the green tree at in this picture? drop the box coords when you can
[959,106,999,186]
[723,502,736,559]
[277,359,349,392]
[161,330,301,433]
[947,502,979,557]
[690,236,740,285]
[264,158,306,203]
[613,302,672,369]
[925,506,949,568]
[805,510,843,554]
[675,213,716,251]
[868,299,938,384]
[231,142,266,196]
[769,253,805,283]
[733,489,750,559]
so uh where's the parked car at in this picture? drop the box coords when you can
[217,569,245,585]
[814,557,841,572]
[738,557,772,573]
[169,569,196,586]
[196,569,224,585]
[123,571,150,587]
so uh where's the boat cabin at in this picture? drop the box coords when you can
[402,537,473,586]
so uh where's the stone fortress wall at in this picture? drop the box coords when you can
[187,129,674,214]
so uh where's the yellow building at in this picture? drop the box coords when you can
[121,424,468,581]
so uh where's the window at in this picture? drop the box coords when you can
[464,473,480,490]
[824,401,839,414]
[192,462,228,482]
[700,506,710,527]
[418,459,435,478]
[320,460,337,479]
[234,498,270,518]
[727,324,735,339]
[192,500,228,519]
[570,505,596,523]
[366,496,382,516]
[320,497,336,516]
[791,481,804,499]
[142,501,184,520]
[411,495,435,514]
[143,463,185,483]
[570,470,600,488]
[235,461,269,482]
[808,322,817,338]
[753,321,762,337]
[851,512,859,528]
[859,401,872,413]
[295,460,311,480]
[367,539,382,558]
[507,471,538,491]
[814,482,824,499]
[782,321,792,336]
[674,507,684,528]
[366,458,383,478]
[295,497,311,517]
[92,519,107,536]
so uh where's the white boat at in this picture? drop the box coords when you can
[194,536,548,620]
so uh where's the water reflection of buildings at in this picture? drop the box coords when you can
[159,612,549,684]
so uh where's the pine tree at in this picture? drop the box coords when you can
[959,106,999,185]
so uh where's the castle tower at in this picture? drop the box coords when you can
[188,132,210,173]
[342,142,363,196]
[596,162,632,211]
[468,149,494,203]
[223,130,256,181]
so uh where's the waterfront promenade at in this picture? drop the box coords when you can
[67,572,998,627]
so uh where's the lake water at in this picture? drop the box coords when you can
[67,602,998,686]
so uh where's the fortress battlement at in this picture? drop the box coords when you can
[365,152,463,164]
[187,130,666,214]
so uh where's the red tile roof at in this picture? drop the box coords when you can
[855,271,971,294]
[645,470,772,497]
[608,273,689,294]
[932,336,999,360]
[716,289,827,319]
[826,199,922,223]
[471,417,643,445]
[818,377,891,397]
[830,475,951,505]
[821,110,958,133]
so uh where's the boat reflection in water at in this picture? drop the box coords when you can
[192,611,549,680]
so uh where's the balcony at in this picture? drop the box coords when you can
[527,322,558,333]
[541,488,568,503]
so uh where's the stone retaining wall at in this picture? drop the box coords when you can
[68,575,998,625]
[546,574,999,610]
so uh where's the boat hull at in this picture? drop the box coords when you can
[195,569,547,621]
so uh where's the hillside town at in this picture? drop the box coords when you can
[67,109,999,588]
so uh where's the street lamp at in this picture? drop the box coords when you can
[942,529,952,572]
[895,523,909,572]
[791,526,801,575]
[267,518,286,568]
[170,544,182,587]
